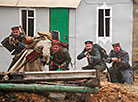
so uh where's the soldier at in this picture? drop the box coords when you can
[7,26,26,71]
[77,41,106,80]
[106,43,133,84]
[49,40,71,71]
[7,32,52,72]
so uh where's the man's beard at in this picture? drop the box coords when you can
[14,35,18,38]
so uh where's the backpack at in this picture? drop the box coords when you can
[59,41,69,50]
[93,44,108,60]
[52,40,69,49]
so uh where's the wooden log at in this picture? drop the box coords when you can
[0,83,99,94]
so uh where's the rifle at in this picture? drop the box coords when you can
[11,35,16,42]
[111,53,127,69]
[19,25,33,44]
[103,59,111,82]
[85,51,93,65]
[131,61,138,81]
[132,66,135,82]
[117,53,127,60]
[19,25,27,38]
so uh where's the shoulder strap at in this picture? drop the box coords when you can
[92,48,95,56]
[60,46,64,58]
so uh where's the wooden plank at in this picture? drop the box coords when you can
[24,70,97,81]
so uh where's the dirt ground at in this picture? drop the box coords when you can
[92,72,138,102]
[0,72,138,102]
[100,72,138,95]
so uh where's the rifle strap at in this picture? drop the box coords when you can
[92,48,95,56]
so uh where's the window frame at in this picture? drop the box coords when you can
[19,8,36,37]
[96,3,112,44]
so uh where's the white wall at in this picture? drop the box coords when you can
[36,8,49,34]
[69,0,133,69]
[0,7,19,72]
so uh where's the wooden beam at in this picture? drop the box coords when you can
[24,70,97,81]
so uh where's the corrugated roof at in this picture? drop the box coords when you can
[0,0,81,8]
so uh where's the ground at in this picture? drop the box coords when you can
[0,72,138,102]
[92,72,138,102]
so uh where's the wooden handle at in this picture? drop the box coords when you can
[19,25,27,37]
[15,65,23,71]
[15,60,29,71]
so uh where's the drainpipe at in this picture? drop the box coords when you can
[0,83,99,94]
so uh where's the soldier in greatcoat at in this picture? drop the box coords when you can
[6,26,26,71]
[77,41,106,80]
[77,41,106,71]
[106,43,133,84]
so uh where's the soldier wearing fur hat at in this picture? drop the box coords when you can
[49,40,71,71]
[5,26,26,71]
[77,41,106,80]
[106,43,133,84]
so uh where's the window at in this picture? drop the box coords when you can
[20,8,36,37]
[96,3,112,44]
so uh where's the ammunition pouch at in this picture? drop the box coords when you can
[26,50,41,63]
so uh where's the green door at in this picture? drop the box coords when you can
[50,8,69,43]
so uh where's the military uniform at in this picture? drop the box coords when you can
[7,27,26,71]
[9,33,25,55]
[77,41,106,72]
[50,46,71,71]
[106,43,133,84]
[8,34,52,72]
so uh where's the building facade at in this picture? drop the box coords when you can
[0,0,133,71]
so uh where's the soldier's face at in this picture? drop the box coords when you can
[12,30,20,38]
[85,44,92,52]
[52,45,59,52]
[113,46,120,53]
